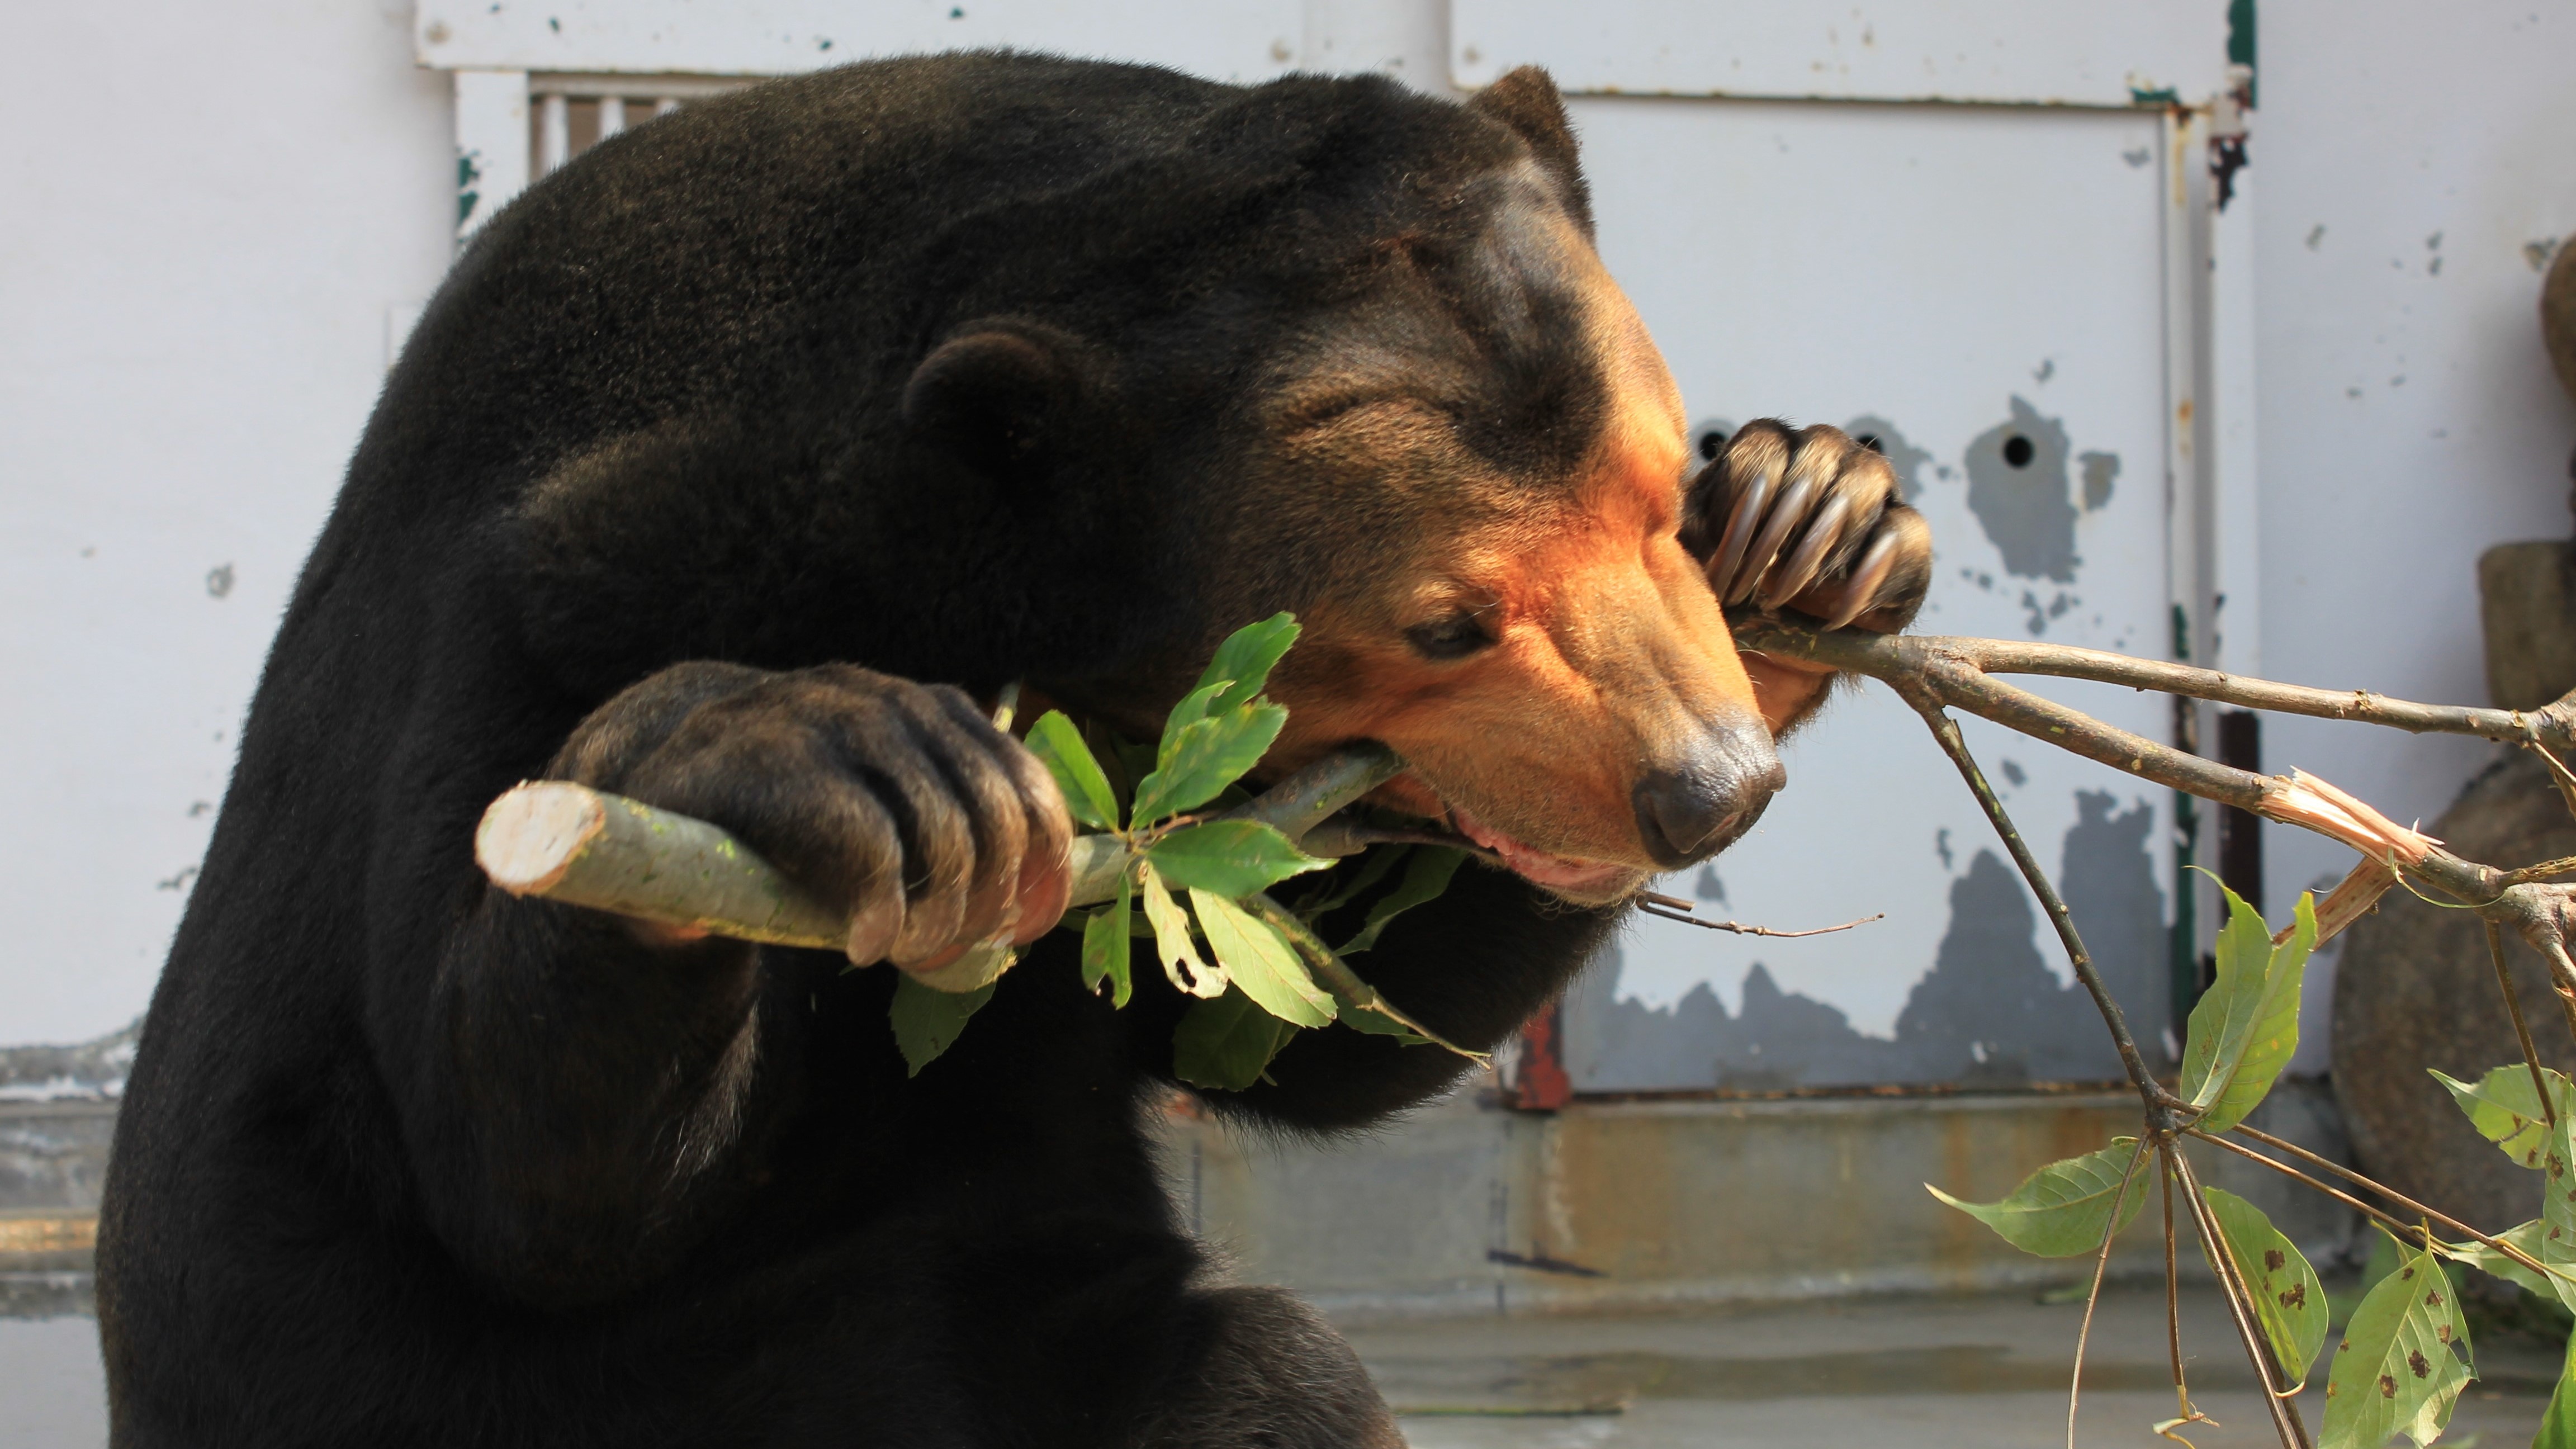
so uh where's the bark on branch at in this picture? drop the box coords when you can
[476,745,1406,956]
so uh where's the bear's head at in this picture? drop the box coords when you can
[901,67,1781,906]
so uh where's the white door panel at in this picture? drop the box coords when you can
[1565,97,2178,1089]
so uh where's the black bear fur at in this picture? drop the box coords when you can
[96,54,1641,1447]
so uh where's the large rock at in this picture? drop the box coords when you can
[2333,748,2576,1233]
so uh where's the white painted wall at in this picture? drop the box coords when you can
[0,1,454,1043]
[4,0,2572,1056]
[2253,1,2576,1057]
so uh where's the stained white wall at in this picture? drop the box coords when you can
[3,0,2572,1050]
[1,2,454,1043]
[2254,1,2576,1052]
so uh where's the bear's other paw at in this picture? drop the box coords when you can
[1684,419,1933,635]
[551,663,1073,971]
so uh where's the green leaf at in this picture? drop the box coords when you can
[1194,613,1301,714]
[1925,1139,2150,1257]
[1138,860,1223,998]
[1339,846,1469,954]
[1188,888,1334,1029]
[2321,1237,2473,1449]
[2536,1327,2576,1449]
[1172,986,1291,1091]
[2435,1220,2576,1311]
[1024,709,1120,831]
[2544,1097,2576,1308]
[1079,870,1133,1007]
[1156,680,1233,770]
[2200,1185,2329,1390]
[2431,1063,2575,1172]
[1146,820,1331,898]
[1130,703,1287,826]
[888,974,997,1077]
[2180,883,2315,1134]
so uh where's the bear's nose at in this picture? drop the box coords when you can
[1631,726,1786,868]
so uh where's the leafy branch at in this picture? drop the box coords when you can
[1735,620,2576,1448]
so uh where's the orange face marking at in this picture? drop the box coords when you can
[1259,212,1778,884]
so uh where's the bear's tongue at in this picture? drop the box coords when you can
[1447,806,1635,896]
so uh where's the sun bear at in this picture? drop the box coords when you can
[96,54,1929,1447]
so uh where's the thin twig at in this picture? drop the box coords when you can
[2170,1148,2312,1447]
[2158,1147,2210,1446]
[2506,854,2576,887]
[1633,902,1883,937]
[2219,1123,2560,1276]
[2490,918,2559,1129]
[1236,892,1488,1065]
[1901,688,2177,1114]
[1742,624,2576,753]
[2069,1135,2154,1449]
[2529,741,2576,822]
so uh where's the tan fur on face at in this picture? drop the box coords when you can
[1259,203,1775,875]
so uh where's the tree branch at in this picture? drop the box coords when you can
[1740,620,2576,1048]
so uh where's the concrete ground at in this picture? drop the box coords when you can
[1,1281,2558,1446]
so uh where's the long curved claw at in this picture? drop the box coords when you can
[1822,531,1904,631]
[1760,493,1850,612]
[1730,472,1819,605]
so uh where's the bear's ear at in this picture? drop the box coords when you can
[1467,65,1593,236]
[901,321,1096,479]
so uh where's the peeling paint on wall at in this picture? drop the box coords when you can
[1564,792,2167,1091]
[2078,451,2120,511]
[1963,396,2081,583]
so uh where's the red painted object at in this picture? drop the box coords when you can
[1508,999,1574,1111]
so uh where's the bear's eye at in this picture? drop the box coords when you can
[1405,611,1494,661]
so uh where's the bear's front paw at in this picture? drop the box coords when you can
[1683,419,1933,634]
[555,664,1073,970]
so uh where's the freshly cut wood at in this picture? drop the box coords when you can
[471,745,1405,973]
[476,781,846,949]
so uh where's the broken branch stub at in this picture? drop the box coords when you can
[475,744,1405,958]
[476,782,847,949]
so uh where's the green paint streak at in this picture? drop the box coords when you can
[2168,600,2200,1045]
[2130,85,2180,107]
[456,151,484,229]
[2227,0,2257,73]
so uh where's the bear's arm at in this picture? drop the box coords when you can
[372,663,798,1308]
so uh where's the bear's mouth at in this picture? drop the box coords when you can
[1445,804,1643,902]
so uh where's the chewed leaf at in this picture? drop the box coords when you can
[1138,861,1223,998]
[2321,1238,2472,1449]
[1189,888,1333,1028]
[2431,1063,2575,1171]
[1079,870,1133,1008]
[1172,986,1291,1091]
[1925,1139,2149,1258]
[2201,1186,2328,1390]
[1340,846,1468,955]
[1147,820,1330,899]
[1025,709,1120,831]
[2181,883,2315,1134]
[888,975,997,1077]
[1195,613,1300,714]
[1130,703,1286,826]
